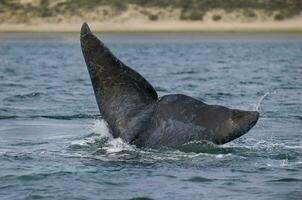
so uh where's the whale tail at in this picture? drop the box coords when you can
[80,23,259,149]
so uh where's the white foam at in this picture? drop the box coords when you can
[215,154,224,158]
[103,137,135,153]
[280,159,289,167]
[215,153,234,159]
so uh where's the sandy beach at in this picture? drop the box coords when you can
[1,18,302,32]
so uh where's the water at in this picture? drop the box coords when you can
[0,32,301,200]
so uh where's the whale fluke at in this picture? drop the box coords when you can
[134,94,259,148]
[80,23,259,149]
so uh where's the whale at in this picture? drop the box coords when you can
[80,23,259,149]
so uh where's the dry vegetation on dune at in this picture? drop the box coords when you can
[0,0,301,23]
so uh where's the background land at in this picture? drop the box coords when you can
[0,0,302,32]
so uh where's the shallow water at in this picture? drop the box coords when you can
[0,32,301,200]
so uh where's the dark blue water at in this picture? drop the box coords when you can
[0,33,301,200]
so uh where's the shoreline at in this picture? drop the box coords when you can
[0,20,302,33]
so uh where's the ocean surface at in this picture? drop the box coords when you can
[0,32,301,200]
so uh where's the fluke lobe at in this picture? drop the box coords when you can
[80,23,259,149]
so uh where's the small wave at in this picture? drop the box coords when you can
[1,152,33,161]
[0,115,17,120]
[40,114,98,120]
[1,83,26,88]
[11,141,49,146]
[3,92,46,102]
[172,70,196,75]
[3,68,16,75]
[15,92,44,98]
[268,178,302,182]
[0,184,15,190]
[0,114,99,120]
[216,92,234,97]
[128,197,154,200]
[1,171,73,182]
[179,140,223,153]
[293,115,302,121]
[183,176,213,183]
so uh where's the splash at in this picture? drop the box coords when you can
[253,92,270,111]
[70,119,135,153]
[89,118,112,139]
[92,119,136,152]
[103,138,135,153]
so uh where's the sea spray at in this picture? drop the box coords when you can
[254,92,270,111]
[89,118,112,139]
[90,119,135,153]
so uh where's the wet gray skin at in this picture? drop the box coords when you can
[80,23,259,149]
